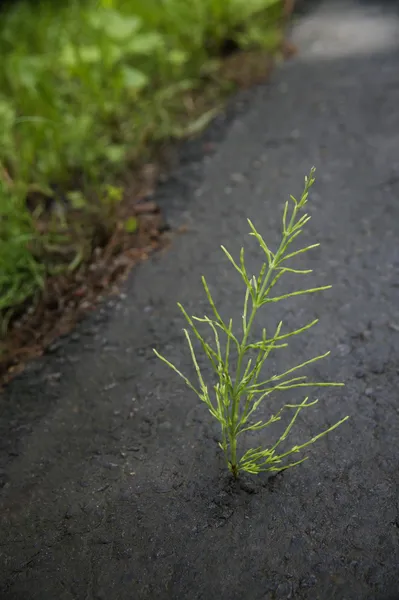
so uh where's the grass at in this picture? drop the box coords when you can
[0,0,287,338]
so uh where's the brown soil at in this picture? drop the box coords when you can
[0,160,171,388]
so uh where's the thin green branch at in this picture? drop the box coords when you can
[153,168,349,479]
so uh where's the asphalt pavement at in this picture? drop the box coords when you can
[1,1,399,598]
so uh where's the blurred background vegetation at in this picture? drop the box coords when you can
[0,0,286,334]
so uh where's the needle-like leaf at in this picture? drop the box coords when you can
[154,169,349,479]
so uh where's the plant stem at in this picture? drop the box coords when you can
[231,463,239,480]
[229,200,302,475]
[229,434,238,475]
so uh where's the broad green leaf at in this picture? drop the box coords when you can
[127,33,163,55]
[167,49,188,67]
[104,145,126,163]
[89,10,141,41]
[121,66,148,91]
[60,44,102,68]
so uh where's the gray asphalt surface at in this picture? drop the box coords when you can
[1,1,399,599]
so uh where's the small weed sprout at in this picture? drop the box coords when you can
[154,169,349,479]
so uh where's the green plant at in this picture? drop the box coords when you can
[0,181,45,333]
[154,169,349,479]
[0,0,285,326]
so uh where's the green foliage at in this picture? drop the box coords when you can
[0,0,284,327]
[155,170,349,478]
[0,181,45,331]
[0,0,283,188]
[124,217,138,234]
